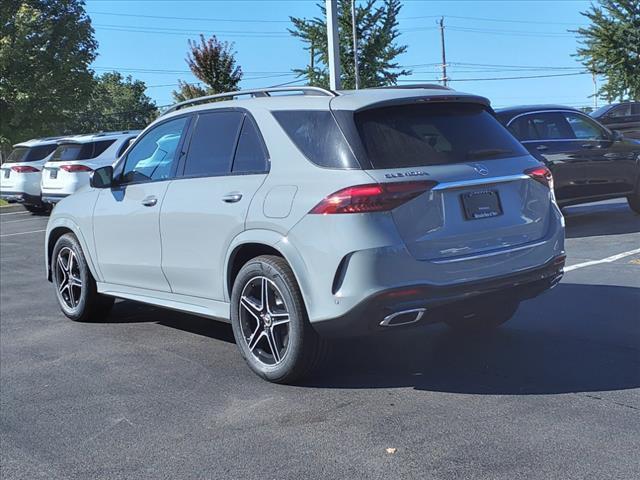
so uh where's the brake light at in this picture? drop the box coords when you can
[59,164,93,173]
[11,165,39,173]
[309,181,437,214]
[525,166,553,189]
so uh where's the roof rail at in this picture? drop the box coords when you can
[162,86,337,116]
[372,84,453,91]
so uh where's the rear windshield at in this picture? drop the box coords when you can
[354,103,528,169]
[4,144,56,163]
[50,140,116,162]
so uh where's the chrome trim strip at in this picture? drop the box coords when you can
[429,240,547,264]
[432,174,529,191]
[505,109,592,127]
[380,308,426,327]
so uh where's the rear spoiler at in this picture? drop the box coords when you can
[353,94,491,114]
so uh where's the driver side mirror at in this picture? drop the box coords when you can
[611,130,624,141]
[90,166,114,188]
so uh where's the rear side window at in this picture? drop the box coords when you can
[232,117,268,174]
[355,103,527,168]
[51,140,116,162]
[183,111,243,177]
[508,112,573,141]
[4,144,56,163]
[273,110,359,169]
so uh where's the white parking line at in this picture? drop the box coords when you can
[1,217,46,224]
[0,210,29,216]
[0,229,46,238]
[565,248,640,272]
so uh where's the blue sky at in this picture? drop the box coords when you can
[87,0,597,109]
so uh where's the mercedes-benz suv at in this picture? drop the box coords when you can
[45,86,565,383]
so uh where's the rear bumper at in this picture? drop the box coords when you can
[42,194,69,204]
[311,254,565,338]
[0,191,42,206]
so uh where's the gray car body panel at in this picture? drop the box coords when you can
[46,87,565,332]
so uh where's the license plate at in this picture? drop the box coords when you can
[49,169,58,179]
[3,169,9,179]
[461,190,502,220]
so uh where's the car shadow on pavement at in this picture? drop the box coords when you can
[303,283,640,395]
[564,202,640,239]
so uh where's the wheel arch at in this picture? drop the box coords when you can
[46,218,101,282]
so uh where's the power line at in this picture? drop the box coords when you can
[94,23,286,35]
[88,10,290,23]
[398,71,589,83]
[401,14,584,26]
[96,26,290,38]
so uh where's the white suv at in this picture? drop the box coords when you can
[0,137,62,212]
[41,131,139,204]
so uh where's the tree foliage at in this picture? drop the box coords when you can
[0,0,97,148]
[575,0,640,101]
[289,0,410,89]
[173,34,243,101]
[71,72,158,133]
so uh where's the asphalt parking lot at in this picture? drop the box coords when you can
[1,199,639,480]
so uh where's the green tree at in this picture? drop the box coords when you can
[575,0,640,101]
[173,34,243,101]
[72,72,158,133]
[289,0,410,89]
[0,0,97,149]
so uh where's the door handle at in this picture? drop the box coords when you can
[141,195,158,207]
[222,192,243,203]
[536,145,548,152]
[581,144,596,149]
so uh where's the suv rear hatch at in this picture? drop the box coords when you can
[335,99,553,261]
[42,140,115,190]
[1,144,56,189]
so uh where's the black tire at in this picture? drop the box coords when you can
[628,193,640,214]
[444,301,520,332]
[25,204,51,215]
[51,233,114,322]
[230,255,327,384]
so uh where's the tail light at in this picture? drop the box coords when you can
[525,166,553,190]
[11,165,39,173]
[309,181,437,214]
[59,164,93,173]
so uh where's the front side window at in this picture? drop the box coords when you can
[609,105,631,118]
[564,112,608,140]
[355,103,527,168]
[182,111,243,177]
[121,116,189,184]
[4,144,56,163]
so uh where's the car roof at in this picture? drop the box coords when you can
[55,130,142,145]
[494,105,584,119]
[13,136,67,148]
[158,86,490,123]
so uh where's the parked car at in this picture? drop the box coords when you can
[496,105,640,213]
[590,102,640,140]
[40,131,139,204]
[0,137,63,212]
[46,86,565,383]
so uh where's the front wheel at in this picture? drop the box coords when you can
[25,204,51,214]
[52,233,114,322]
[445,301,520,331]
[230,255,327,384]
[628,193,640,214]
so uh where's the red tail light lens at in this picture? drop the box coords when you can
[59,164,93,173]
[525,166,554,189]
[11,165,39,173]
[309,181,437,214]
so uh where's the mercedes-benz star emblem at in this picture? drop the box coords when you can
[472,164,489,176]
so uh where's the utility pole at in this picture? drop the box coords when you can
[326,0,341,91]
[351,0,360,89]
[439,17,448,87]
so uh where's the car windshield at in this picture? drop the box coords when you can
[354,102,527,169]
[591,105,613,117]
[4,144,57,163]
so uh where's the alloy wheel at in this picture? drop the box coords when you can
[239,276,291,366]
[55,247,83,309]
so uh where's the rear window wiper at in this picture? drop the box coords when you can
[467,148,514,159]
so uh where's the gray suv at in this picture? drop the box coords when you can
[45,86,565,383]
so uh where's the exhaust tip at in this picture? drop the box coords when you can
[380,308,426,327]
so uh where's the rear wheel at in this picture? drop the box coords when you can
[230,255,327,384]
[445,301,519,331]
[628,193,640,214]
[52,233,114,322]
[25,204,51,214]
